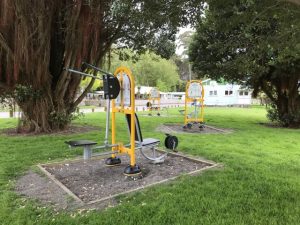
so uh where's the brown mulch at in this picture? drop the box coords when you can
[16,150,217,210]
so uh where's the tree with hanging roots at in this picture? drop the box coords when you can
[189,0,300,127]
[0,0,202,133]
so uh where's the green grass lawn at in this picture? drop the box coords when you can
[0,107,299,225]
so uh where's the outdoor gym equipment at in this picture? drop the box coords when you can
[183,80,205,129]
[146,87,161,116]
[65,63,178,176]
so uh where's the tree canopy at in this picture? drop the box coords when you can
[189,0,300,127]
[106,50,180,92]
[0,0,203,132]
[80,49,180,92]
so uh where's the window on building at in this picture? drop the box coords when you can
[225,90,233,95]
[210,90,217,96]
[239,91,249,96]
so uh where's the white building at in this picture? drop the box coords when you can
[86,91,104,99]
[203,80,252,106]
[161,92,185,100]
[85,81,252,106]
[159,80,252,106]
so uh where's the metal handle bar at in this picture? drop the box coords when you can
[64,68,102,80]
[82,62,113,76]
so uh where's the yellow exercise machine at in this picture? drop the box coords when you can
[107,66,140,174]
[183,80,205,129]
[65,63,178,176]
[146,87,161,116]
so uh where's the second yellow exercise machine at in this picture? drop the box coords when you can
[183,80,205,129]
[146,87,161,116]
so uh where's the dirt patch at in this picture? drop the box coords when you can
[2,125,99,136]
[156,124,233,134]
[16,151,217,210]
[15,170,74,210]
[42,151,214,203]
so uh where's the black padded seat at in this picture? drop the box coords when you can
[65,140,97,147]
[141,138,160,147]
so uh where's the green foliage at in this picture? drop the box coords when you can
[266,103,281,123]
[1,85,42,105]
[103,0,204,56]
[80,78,103,91]
[267,103,300,127]
[13,85,42,103]
[189,0,300,126]
[156,79,169,92]
[0,0,203,132]
[150,35,176,59]
[189,0,300,80]
[0,85,42,111]
[49,109,83,129]
[107,50,180,91]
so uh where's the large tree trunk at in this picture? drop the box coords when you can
[16,80,96,133]
[262,74,300,128]
[0,0,110,133]
[18,92,53,133]
[274,76,300,127]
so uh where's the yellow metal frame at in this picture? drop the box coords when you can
[111,66,136,167]
[184,80,205,125]
[148,88,161,112]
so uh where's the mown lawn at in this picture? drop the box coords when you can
[0,107,299,225]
